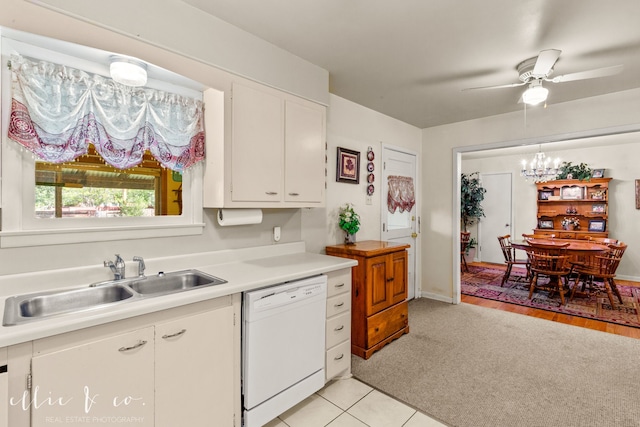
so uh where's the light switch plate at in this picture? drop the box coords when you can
[273,226,281,242]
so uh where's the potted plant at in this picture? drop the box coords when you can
[339,203,360,244]
[461,172,486,231]
[556,162,593,181]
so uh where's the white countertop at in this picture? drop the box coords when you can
[0,242,357,347]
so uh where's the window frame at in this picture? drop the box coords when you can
[0,34,205,248]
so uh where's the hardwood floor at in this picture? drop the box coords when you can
[462,262,640,340]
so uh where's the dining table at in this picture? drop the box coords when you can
[511,238,610,257]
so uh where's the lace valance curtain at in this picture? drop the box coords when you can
[8,55,205,172]
[387,175,415,213]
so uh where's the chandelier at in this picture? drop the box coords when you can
[521,147,560,183]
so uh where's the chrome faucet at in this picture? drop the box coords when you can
[104,254,126,280]
[133,256,146,277]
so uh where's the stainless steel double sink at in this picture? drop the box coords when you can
[3,269,227,326]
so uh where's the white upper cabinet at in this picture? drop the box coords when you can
[284,99,326,203]
[203,77,326,208]
[231,84,284,202]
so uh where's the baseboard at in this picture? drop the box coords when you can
[419,291,453,303]
[615,274,640,283]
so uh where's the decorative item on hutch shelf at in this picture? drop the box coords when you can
[560,185,584,200]
[538,219,554,229]
[591,189,605,200]
[338,203,360,244]
[588,219,606,232]
[336,147,360,184]
[592,168,605,178]
[561,217,580,231]
[591,203,606,213]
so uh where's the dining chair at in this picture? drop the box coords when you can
[570,242,627,307]
[527,242,571,305]
[497,235,529,286]
[460,232,471,272]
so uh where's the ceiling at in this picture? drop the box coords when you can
[182,0,640,129]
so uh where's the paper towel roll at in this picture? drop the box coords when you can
[217,209,263,226]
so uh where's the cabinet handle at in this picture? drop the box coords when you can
[118,340,148,352]
[334,302,345,308]
[265,191,278,195]
[387,277,394,282]
[334,325,344,331]
[335,283,345,288]
[334,353,344,361]
[288,192,300,196]
[162,329,187,339]
[375,327,379,332]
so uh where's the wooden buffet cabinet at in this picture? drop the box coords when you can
[535,178,612,239]
[325,240,410,359]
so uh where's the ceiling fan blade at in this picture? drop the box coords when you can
[548,64,624,83]
[462,81,526,91]
[532,49,561,77]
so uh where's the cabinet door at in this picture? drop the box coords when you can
[390,250,408,305]
[31,327,154,426]
[365,254,391,316]
[231,83,284,202]
[155,306,235,427]
[284,100,325,203]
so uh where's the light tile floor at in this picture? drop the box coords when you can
[264,377,447,427]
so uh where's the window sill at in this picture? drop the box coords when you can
[0,223,205,248]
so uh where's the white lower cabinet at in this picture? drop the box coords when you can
[155,306,235,427]
[21,296,239,427]
[324,269,352,381]
[31,327,155,426]
[0,347,7,427]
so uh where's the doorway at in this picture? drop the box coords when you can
[381,145,419,300]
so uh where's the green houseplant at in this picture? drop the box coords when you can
[339,203,360,244]
[461,172,486,231]
[556,162,592,181]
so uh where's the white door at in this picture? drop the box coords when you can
[381,146,418,299]
[479,172,512,264]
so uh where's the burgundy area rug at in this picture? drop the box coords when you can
[462,264,640,328]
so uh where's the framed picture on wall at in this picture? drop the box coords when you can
[588,219,606,232]
[336,147,360,184]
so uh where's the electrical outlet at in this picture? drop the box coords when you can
[273,226,281,242]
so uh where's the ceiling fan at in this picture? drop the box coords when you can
[463,49,623,105]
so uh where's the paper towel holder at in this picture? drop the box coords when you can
[217,208,263,226]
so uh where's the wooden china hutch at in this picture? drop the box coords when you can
[534,178,611,239]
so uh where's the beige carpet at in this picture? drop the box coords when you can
[351,299,640,427]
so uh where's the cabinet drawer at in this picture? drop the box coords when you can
[326,312,351,349]
[327,270,351,298]
[327,293,350,318]
[366,301,408,347]
[326,340,350,381]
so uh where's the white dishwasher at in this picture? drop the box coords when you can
[242,275,327,427]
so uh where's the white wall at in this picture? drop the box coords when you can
[462,133,640,279]
[321,95,422,247]
[1,0,328,105]
[423,89,640,300]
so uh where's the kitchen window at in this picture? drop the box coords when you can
[0,31,207,248]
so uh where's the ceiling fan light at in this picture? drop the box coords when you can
[522,85,549,106]
[109,56,147,87]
